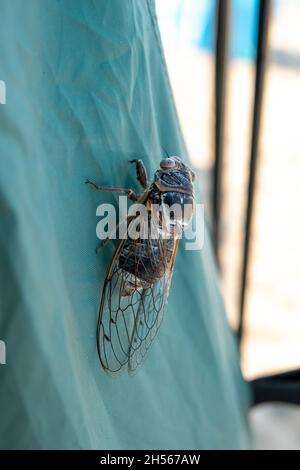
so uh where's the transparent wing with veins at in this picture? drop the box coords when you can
[97,232,179,374]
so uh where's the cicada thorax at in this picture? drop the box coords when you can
[117,167,194,298]
[151,167,195,225]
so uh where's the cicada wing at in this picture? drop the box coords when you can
[97,239,134,374]
[127,277,168,373]
[128,238,180,373]
[97,230,179,374]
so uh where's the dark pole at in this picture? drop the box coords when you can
[213,0,230,263]
[238,0,271,342]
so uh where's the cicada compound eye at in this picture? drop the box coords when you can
[160,158,176,170]
[190,169,196,182]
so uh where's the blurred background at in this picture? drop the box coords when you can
[156,0,300,383]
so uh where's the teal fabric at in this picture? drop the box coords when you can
[0,0,251,449]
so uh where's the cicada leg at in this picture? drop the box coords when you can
[85,180,139,201]
[95,213,137,254]
[128,159,148,189]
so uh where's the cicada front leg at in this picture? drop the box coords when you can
[128,159,148,189]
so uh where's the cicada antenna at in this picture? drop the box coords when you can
[162,147,170,158]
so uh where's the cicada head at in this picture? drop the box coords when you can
[159,156,196,183]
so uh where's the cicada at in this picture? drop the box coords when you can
[86,156,196,373]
